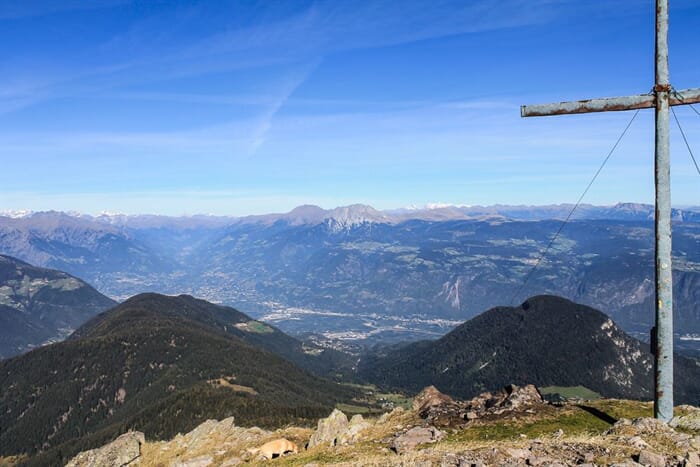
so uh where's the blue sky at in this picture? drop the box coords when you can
[1,0,699,215]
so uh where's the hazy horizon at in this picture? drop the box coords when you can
[2,200,700,218]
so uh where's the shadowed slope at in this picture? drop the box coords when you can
[0,254,116,358]
[360,295,700,403]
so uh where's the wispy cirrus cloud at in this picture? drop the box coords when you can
[247,58,322,156]
[0,0,635,117]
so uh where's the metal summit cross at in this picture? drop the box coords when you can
[520,0,700,422]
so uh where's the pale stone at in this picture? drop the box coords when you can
[505,448,530,459]
[684,451,700,467]
[527,455,555,465]
[638,449,666,467]
[171,455,213,467]
[307,409,349,448]
[337,414,371,445]
[672,413,700,431]
[220,457,242,467]
[391,426,444,454]
[66,431,145,467]
[629,436,650,449]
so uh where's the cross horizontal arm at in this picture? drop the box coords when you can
[521,87,700,117]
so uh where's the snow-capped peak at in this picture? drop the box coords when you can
[424,203,472,210]
[324,204,389,229]
[0,209,34,218]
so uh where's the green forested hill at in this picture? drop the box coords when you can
[0,293,355,466]
[359,295,700,404]
[72,293,352,376]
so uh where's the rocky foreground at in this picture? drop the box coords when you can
[65,385,700,466]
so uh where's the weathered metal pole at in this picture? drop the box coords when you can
[654,0,674,422]
[520,88,700,117]
[520,0,682,422]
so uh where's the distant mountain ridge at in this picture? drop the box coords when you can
[235,204,391,228]
[0,254,116,358]
[359,295,700,404]
[0,293,354,466]
[1,205,699,346]
[4,202,700,227]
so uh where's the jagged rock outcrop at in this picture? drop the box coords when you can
[337,414,371,445]
[414,386,464,426]
[307,408,349,448]
[413,385,460,418]
[159,418,270,466]
[466,383,544,413]
[306,410,373,448]
[501,383,544,409]
[66,431,144,467]
[167,418,239,453]
[415,383,544,426]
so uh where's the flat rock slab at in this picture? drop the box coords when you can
[637,449,666,467]
[391,426,444,454]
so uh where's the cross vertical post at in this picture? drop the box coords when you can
[519,0,700,421]
[653,0,673,422]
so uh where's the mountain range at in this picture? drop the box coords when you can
[0,293,355,466]
[1,204,699,349]
[4,202,700,226]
